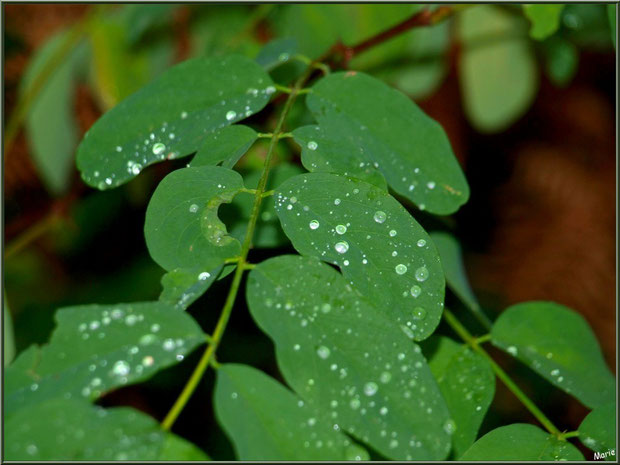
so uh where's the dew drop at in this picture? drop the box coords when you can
[189,204,199,213]
[112,360,130,377]
[335,224,347,235]
[307,141,318,150]
[395,264,407,275]
[198,272,211,280]
[507,346,518,356]
[152,143,166,155]
[163,339,175,351]
[350,398,361,410]
[443,419,456,435]
[380,371,392,383]
[321,303,331,313]
[415,266,429,282]
[389,230,397,237]
[345,444,369,461]
[226,110,237,121]
[427,181,436,189]
[309,220,320,230]
[142,356,154,367]
[373,211,387,223]
[363,382,378,396]
[335,241,349,254]
[410,285,422,298]
[412,307,427,320]
[417,239,426,247]
[317,346,331,359]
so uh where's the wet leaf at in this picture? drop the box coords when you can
[523,4,565,40]
[215,363,368,460]
[190,125,257,169]
[4,398,207,460]
[459,5,538,132]
[459,423,584,460]
[144,166,244,271]
[491,301,615,409]
[578,402,616,459]
[76,55,273,189]
[430,232,491,328]
[274,173,445,341]
[159,265,222,310]
[292,125,388,189]
[4,301,205,415]
[22,30,87,195]
[255,37,298,71]
[247,255,452,460]
[423,336,495,457]
[306,71,469,215]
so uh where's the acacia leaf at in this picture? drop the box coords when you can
[4,398,207,460]
[76,55,273,189]
[4,301,205,415]
[255,37,298,71]
[274,173,445,341]
[215,363,369,460]
[305,72,469,215]
[159,265,222,310]
[144,166,244,271]
[459,423,584,460]
[491,301,615,409]
[247,255,452,460]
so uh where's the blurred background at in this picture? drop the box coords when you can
[3,3,616,460]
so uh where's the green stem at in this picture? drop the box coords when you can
[443,309,562,438]
[475,333,491,344]
[560,431,580,439]
[160,64,315,432]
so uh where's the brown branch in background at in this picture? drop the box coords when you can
[327,5,461,68]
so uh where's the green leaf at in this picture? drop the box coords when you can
[21,30,87,195]
[255,37,298,71]
[4,398,207,460]
[523,5,565,40]
[459,5,538,132]
[459,423,584,461]
[190,125,257,169]
[215,363,368,460]
[225,163,304,248]
[423,336,495,457]
[306,72,469,215]
[579,402,616,459]
[292,125,388,189]
[4,301,205,415]
[491,301,615,409]
[144,166,244,271]
[159,265,222,310]
[275,173,445,341]
[76,55,273,189]
[247,255,452,460]
[542,36,579,87]
[430,232,491,328]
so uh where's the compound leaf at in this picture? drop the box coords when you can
[274,173,445,341]
[247,255,452,460]
[215,363,368,460]
[491,301,615,409]
[430,231,491,329]
[4,398,207,460]
[459,5,538,132]
[523,4,565,40]
[423,336,495,457]
[305,72,469,215]
[190,125,257,169]
[4,301,205,415]
[144,166,244,271]
[578,402,616,459]
[76,55,273,189]
[459,423,584,461]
